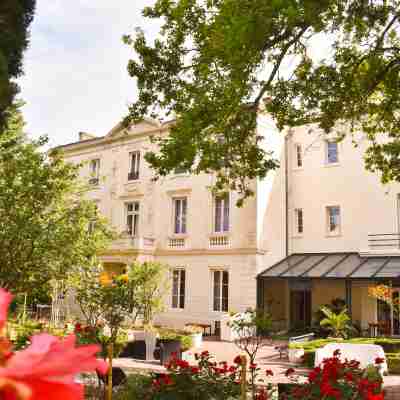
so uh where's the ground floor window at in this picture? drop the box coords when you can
[212,270,229,312]
[171,268,185,309]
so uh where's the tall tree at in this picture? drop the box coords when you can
[0,104,114,292]
[0,0,36,129]
[125,0,400,203]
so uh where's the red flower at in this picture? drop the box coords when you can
[249,363,257,370]
[265,369,274,376]
[190,367,199,374]
[0,289,12,330]
[375,357,385,365]
[200,351,209,357]
[367,393,384,400]
[233,355,243,365]
[162,375,173,386]
[345,372,354,382]
[285,368,295,377]
[74,323,82,333]
[176,359,189,369]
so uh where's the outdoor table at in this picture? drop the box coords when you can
[185,323,212,336]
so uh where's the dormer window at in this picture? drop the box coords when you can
[128,151,140,181]
[89,159,100,185]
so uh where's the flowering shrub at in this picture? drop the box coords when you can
[282,350,384,400]
[0,288,107,400]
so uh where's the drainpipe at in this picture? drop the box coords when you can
[284,130,292,257]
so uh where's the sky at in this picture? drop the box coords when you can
[18,1,160,148]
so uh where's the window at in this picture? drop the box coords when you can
[173,197,187,234]
[294,208,304,234]
[89,159,100,184]
[214,194,230,233]
[295,144,303,168]
[128,151,140,181]
[326,206,341,235]
[326,141,339,164]
[171,268,185,309]
[213,270,229,312]
[88,204,98,234]
[126,202,140,236]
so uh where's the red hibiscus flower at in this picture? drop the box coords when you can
[265,369,274,376]
[233,355,243,365]
[285,368,295,377]
[249,363,257,370]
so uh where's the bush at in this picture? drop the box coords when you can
[387,353,400,374]
[157,328,193,352]
[114,374,153,400]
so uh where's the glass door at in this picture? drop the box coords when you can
[377,288,400,335]
[290,289,312,330]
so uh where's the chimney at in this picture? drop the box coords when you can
[79,131,97,141]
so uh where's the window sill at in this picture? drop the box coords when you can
[292,234,304,239]
[125,180,142,185]
[325,233,342,238]
[169,307,185,312]
[292,167,304,172]
[324,162,340,168]
[170,233,188,239]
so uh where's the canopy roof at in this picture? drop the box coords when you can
[258,252,400,279]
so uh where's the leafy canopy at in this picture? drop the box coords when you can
[0,104,114,292]
[0,0,36,129]
[126,0,400,203]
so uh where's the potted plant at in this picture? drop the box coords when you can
[184,324,203,348]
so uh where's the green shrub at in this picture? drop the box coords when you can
[374,339,400,353]
[157,328,193,352]
[387,353,400,374]
[114,374,153,400]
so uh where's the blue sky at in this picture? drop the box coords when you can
[18,1,160,147]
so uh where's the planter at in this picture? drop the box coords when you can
[190,332,203,348]
[144,331,158,361]
[220,312,255,342]
[159,339,181,365]
[288,347,305,363]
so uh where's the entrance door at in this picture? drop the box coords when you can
[290,289,312,330]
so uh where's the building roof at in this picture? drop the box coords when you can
[258,252,400,279]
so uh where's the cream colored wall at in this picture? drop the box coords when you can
[60,122,261,326]
[311,280,345,315]
[263,279,287,321]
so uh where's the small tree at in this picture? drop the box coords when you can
[320,306,351,338]
[230,309,272,400]
[129,261,170,325]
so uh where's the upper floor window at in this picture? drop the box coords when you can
[326,206,341,235]
[326,141,339,164]
[174,197,187,234]
[295,144,303,168]
[212,270,229,312]
[88,204,99,234]
[294,208,304,235]
[89,159,100,185]
[128,151,140,181]
[126,202,140,236]
[171,268,185,309]
[214,194,230,233]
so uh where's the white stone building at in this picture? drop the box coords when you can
[57,118,400,335]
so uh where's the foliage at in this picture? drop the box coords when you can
[0,105,114,292]
[126,0,400,203]
[282,350,384,400]
[313,298,346,337]
[0,288,108,400]
[0,0,36,129]
[369,284,400,316]
[320,306,352,338]
[157,328,193,352]
[129,261,169,324]
[114,374,154,400]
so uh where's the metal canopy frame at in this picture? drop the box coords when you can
[258,252,400,280]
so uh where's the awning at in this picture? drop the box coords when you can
[258,252,400,279]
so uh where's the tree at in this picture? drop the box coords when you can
[0,104,114,293]
[0,0,36,129]
[125,0,400,203]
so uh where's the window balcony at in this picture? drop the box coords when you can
[209,234,230,248]
[363,233,400,256]
[168,237,186,249]
[109,233,155,251]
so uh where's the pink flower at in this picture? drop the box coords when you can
[0,288,108,400]
[0,289,12,330]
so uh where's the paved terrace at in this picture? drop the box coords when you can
[113,338,400,399]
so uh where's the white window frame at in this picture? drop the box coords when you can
[171,268,186,310]
[128,151,141,181]
[126,201,140,237]
[211,269,229,312]
[214,194,230,233]
[326,205,341,236]
[173,197,187,235]
[294,208,304,235]
[325,141,339,165]
[294,143,303,168]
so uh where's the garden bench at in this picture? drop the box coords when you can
[275,332,315,359]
